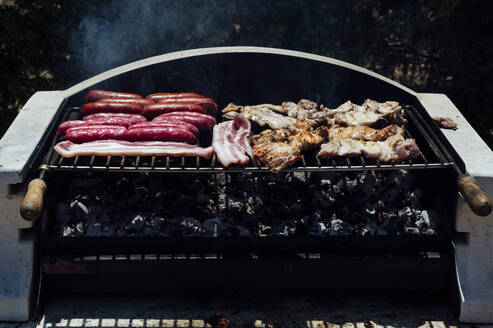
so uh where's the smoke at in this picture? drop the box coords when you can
[67,0,261,78]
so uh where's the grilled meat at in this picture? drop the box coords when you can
[251,120,325,172]
[317,134,420,161]
[325,99,406,126]
[432,116,458,130]
[327,124,404,141]
[222,103,296,129]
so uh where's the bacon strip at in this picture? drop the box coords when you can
[54,140,213,158]
[212,114,254,167]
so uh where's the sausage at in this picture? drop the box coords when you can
[98,98,154,107]
[57,120,86,135]
[58,119,134,135]
[153,112,216,131]
[127,126,196,144]
[145,92,203,102]
[129,122,199,136]
[85,90,143,102]
[65,126,128,143]
[157,97,217,115]
[81,102,143,115]
[83,113,147,124]
[141,103,204,118]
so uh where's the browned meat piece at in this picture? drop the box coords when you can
[253,142,301,172]
[328,124,404,141]
[251,120,325,172]
[433,116,458,130]
[324,99,406,126]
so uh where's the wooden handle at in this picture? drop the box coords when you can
[457,175,493,216]
[20,178,47,221]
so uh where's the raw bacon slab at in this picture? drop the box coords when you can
[54,140,213,158]
[212,114,254,167]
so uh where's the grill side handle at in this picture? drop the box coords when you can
[457,175,493,217]
[20,166,50,222]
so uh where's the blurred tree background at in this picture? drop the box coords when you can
[1,0,492,148]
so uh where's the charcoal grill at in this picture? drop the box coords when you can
[0,47,492,323]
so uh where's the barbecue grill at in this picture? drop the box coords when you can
[1,47,492,323]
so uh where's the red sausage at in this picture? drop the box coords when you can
[85,90,143,102]
[57,120,86,135]
[58,119,134,135]
[98,98,154,107]
[127,126,196,143]
[83,113,147,124]
[157,97,217,115]
[82,102,142,115]
[142,103,204,118]
[129,121,199,136]
[65,126,128,143]
[145,92,203,102]
[154,112,216,131]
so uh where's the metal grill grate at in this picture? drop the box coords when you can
[46,105,455,173]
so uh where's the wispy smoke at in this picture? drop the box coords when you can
[64,1,340,79]
[67,0,252,77]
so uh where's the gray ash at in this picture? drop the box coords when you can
[51,170,439,237]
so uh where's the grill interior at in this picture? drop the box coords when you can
[46,104,454,173]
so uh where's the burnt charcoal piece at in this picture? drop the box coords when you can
[203,218,227,237]
[328,219,352,236]
[309,222,328,236]
[179,217,202,236]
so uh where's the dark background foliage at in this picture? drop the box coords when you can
[1,0,492,148]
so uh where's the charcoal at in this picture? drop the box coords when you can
[415,210,439,230]
[70,200,89,221]
[422,228,436,235]
[62,225,75,237]
[75,222,85,235]
[271,221,297,236]
[56,201,72,225]
[203,218,225,237]
[124,215,145,234]
[86,222,103,236]
[150,216,165,231]
[328,219,352,236]
[357,171,376,193]
[398,207,415,220]
[404,226,420,235]
[52,169,441,238]
[179,216,202,236]
[230,225,250,236]
[308,222,328,236]
[344,176,359,193]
